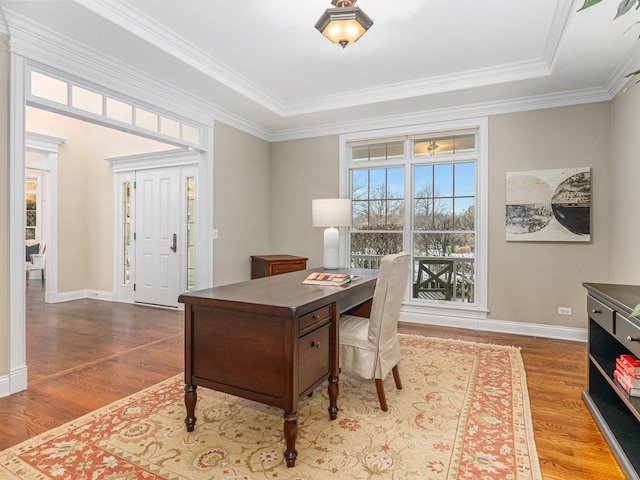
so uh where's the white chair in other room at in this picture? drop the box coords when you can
[339,251,411,411]
[26,239,46,284]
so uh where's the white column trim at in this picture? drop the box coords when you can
[8,52,27,395]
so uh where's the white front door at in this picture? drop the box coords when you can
[135,166,181,307]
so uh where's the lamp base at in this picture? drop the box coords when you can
[323,227,340,269]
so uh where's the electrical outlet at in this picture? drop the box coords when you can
[213,229,218,239]
[558,307,572,315]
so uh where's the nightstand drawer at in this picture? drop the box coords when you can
[271,261,306,275]
[616,313,640,359]
[299,305,331,335]
[588,295,614,334]
[299,323,330,394]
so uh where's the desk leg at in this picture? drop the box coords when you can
[328,303,340,420]
[283,412,298,467]
[328,375,339,420]
[184,384,198,432]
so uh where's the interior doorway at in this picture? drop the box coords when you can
[25,107,185,305]
[8,59,214,396]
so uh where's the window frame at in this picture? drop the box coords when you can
[339,118,489,322]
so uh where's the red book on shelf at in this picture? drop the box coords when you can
[619,354,640,377]
[616,360,640,388]
[613,369,640,397]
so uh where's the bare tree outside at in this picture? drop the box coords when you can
[347,136,477,303]
[351,168,404,267]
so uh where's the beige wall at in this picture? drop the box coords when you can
[270,135,340,269]
[0,32,9,377]
[488,103,611,328]
[269,104,612,329]
[212,122,271,286]
[26,108,174,293]
[0,60,634,382]
[610,86,640,284]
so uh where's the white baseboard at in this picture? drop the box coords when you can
[48,290,182,310]
[85,290,115,302]
[0,366,28,398]
[0,374,8,398]
[400,309,587,342]
[51,289,114,303]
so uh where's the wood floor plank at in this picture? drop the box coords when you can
[0,285,626,479]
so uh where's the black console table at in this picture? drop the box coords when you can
[583,283,640,480]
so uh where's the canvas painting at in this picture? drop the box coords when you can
[506,167,591,242]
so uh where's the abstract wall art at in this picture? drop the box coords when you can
[506,167,591,242]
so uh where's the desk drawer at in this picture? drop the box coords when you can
[299,324,330,394]
[588,296,614,334]
[616,313,640,359]
[299,305,331,335]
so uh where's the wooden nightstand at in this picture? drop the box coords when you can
[251,255,308,279]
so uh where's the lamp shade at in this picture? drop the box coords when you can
[312,198,351,227]
[315,2,373,48]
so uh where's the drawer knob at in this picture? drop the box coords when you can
[591,309,601,314]
[627,336,639,343]
[311,341,321,348]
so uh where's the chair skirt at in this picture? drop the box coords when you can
[339,314,401,380]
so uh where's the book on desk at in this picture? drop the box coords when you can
[302,272,363,286]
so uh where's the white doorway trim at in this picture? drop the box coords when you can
[5,53,215,396]
[26,132,65,305]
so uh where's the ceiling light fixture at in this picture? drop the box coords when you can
[315,0,373,49]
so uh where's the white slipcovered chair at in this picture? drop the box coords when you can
[26,239,46,284]
[339,252,410,411]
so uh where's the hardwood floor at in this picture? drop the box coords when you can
[0,283,625,479]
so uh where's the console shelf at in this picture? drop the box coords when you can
[583,283,640,480]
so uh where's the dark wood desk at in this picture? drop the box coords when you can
[178,267,377,467]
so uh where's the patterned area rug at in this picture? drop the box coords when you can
[0,335,541,479]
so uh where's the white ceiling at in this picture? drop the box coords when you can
[1,0,640,140]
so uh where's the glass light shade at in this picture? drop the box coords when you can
[315,6,373,48]
[312,198,352,227]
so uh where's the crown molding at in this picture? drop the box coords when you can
[106,148,199,172]
[25,131,66,152]
[71,0,568,118]
[284,59,552,117]
[3,8,217,125]
[285,0,576,117]
[543,0,575,72]
[269,86,612,142]
[604,39,640,96]
[72,0,286,116]
[0,2,623,145]
[3,7,273,141]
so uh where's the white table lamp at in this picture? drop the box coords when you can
[312,198,351,269]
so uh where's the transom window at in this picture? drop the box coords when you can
[343,123,486,312]
[28,68,203,149]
